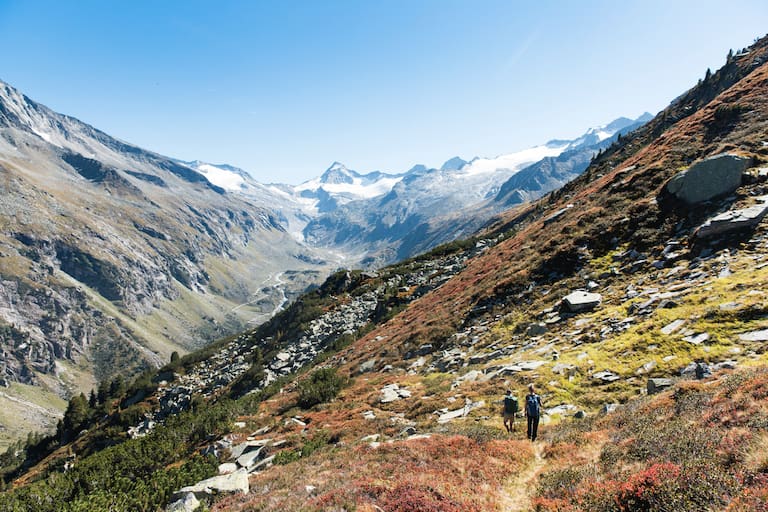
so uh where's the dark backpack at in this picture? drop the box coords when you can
[504,395,518,414]
[526,394,541,417]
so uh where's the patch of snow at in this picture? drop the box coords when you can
[195,163,245,191]
[461,143,569,176]
[295,175,403,199]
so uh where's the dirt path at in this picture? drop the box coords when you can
[499,441,547,512]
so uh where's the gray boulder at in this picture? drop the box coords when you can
[696,196,768,238]
[647,377,674,395]
[666,153,750,204]
[562,291,602,313]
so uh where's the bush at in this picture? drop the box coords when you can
[297,368,346,409]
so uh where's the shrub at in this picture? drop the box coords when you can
[379,483,470,512]
[537,466,596,500]
[298,368,346,409]
[615,462,681,511]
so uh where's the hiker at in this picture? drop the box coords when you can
[525,383,543,441]
[502,389,518,433]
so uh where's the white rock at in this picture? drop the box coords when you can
[177,468,249,496]
[166,492,200,512]
[661,319,686,335]
[218,463,238,475]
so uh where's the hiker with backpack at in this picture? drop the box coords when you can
[525,383,543,441]
[502,389,519,433]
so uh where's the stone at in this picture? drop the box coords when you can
[517,360,546,371]
[661,319,686,335]
[546,404,576,416]
[250,455,275,472]
[453,369,481,386]
[177,468,249,497]
[574,410,586,419]
[666,153,749,204]
[552,363,577,377]
[166,492,201,512]
[647,378,673,395]
[218,463,238,475]
[362,410,376,420]
[437,400,485,423]
[739,329,768,342]
[360,434,380,443]
[697,196,768,238]
[526,323,548,336]
[593,371,620,383]
[358,358,377,373]
[601,403,619,414]
[562,291,602,313]
[713,360,737,371]
[682,333,710,345]
[236,446,264,469]
[417,344,435,356]
[636,361,657,374]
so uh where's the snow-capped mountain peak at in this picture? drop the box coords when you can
[320,161,356,184]
[440,156,468,172]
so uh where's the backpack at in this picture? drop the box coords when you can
[503,395,518,414]
[526,394,541,417]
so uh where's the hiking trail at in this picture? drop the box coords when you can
[500,441,547,511]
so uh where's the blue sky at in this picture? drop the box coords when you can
[1,1,767,184]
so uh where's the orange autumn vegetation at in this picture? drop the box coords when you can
[214,434,534,511]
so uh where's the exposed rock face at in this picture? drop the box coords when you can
[666,153,750,204]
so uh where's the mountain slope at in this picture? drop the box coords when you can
[0,81,336,446]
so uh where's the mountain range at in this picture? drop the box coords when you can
[0,72,650,446]
[0,30,766,512]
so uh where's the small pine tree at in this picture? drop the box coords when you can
[109,376,125,398]
[97,379,110,404]
[60,393,89,442]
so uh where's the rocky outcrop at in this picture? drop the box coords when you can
[666,153,750,204]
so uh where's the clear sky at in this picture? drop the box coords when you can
[1,1,766,184]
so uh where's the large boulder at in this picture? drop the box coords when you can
[666,153,750,204]
[647,377,673,395]
[696,196,768,238]
[562,291,602,313]
[176,468,249,498]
